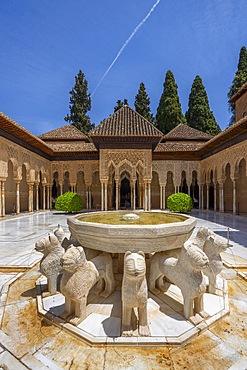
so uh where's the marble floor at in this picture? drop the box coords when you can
[0,209,246,369]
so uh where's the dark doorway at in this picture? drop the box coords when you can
[209,185,214,209]
[120,177,131,208]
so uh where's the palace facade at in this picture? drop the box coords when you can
[0,83,247,217]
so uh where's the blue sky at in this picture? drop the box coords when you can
[0,0,246,135]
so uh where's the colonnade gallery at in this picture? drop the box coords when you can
[0,82,247,217]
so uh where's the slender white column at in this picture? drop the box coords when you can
[59,183,63,196]
[16,182,20,214]
[28,183,33,212]
[214,186,217,211]
[160,185,163,210]
[86,189,89,209]
[206,184,209,210]
[0,181,2,216]
[219,184,223,212]
[132,181,136,210]
[233,181,236,214]
[89,187,92,209]
[144,183,147,211]
[48,186,52,210]
[101,182,104,210]
[148,182,151,211]
[43,185,46,210]
[201,186,204,210]
[115,183,119,211]
[162,186,166,209]
[104,183,108,211]
[139,184,142,209]
[36,184,39,211]
[1,182,5,217]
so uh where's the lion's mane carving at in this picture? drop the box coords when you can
[121,251,150,337]
[60,245,115,326]
[148,244,209,320]
[35,232,64,294]
[193,227,228,293]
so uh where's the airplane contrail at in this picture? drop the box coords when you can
[91,0,161,96]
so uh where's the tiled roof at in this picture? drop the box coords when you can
[162,124,212,141]
[90,106,163,137]
[46,142,97,152]
[155,142,203,152]
[0,112,53,156]
[39,124,90,141]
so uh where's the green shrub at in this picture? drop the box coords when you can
[55,191,83,213]
[167,192,193,213]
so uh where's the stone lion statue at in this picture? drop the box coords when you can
[60,245,115,326]
[192,227,229,293]
[121,251,150,337]
[148,243,209,320]
[35,232,65,294]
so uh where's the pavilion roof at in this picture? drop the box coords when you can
[161,124,212,141]
[39,124,90,142]
[90,105,163,137]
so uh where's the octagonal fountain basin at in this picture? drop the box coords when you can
[67,211,196,253]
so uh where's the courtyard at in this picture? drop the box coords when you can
[0,209,246,369]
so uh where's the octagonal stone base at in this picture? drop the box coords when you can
[36,275,229,347]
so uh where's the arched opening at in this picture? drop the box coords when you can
[209,170,214,209]
[180,171,188,194]
[190,170,199,208]
[120,175,131,209]
[52,172,59,198]
[91,171,101,209]
[151,171,160,209]
[76,171,86,207]
[63,171,70,193]
[20,165,28,212]
[224,163,233,213]
[165,171,175,204]
[38,171,43,209]
[5,160,16,214]
[236,158,247,215]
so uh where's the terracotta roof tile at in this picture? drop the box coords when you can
[39,124,90,141]
[155,142,203,152]
[90,106,163,137]
[46,142,97,152]
[162,124,212,141]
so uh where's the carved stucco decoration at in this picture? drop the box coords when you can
[201,140,247,183]
[152,160,201,187]
[100,149,152,181]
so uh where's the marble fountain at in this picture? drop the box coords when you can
[35,211,229,346]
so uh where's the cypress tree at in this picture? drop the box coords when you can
[64,70,94,134]
[114,99,128,112]
[134,82,154,123]
[155,70,186,134]
[185,76,221,136]
[228,46,247,124]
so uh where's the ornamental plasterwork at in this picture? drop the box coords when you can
[7,145,19,161]
[152,160,200,186]
[51,160,99,186]
[100,149,152,180]
[201,141,247,182]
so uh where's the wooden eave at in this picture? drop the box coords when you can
[90,135,162,150]
[0,113,53,158]
[229,82,247,103]
[152,151,201,161]
[198,116,247,158]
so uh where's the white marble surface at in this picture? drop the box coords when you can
[41,283,226,341]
